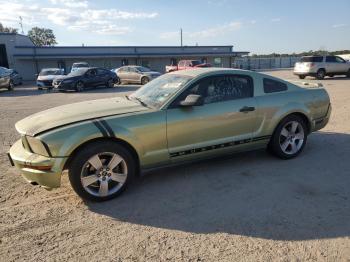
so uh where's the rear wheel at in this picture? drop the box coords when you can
[115,77,121,85]
[68,141,136,201]
[8,80,14,91]
[298,75,306,79]
[141,76,149,85]
[268,115,307,159]
[316,69,325,80]
[75,81,84,92]
[347,69,350,78]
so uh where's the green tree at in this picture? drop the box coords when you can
[0,22,18,33]
[28,27,57,46]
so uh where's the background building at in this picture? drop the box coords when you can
[0,33,249,81]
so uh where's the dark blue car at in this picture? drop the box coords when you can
[53,67,117,92]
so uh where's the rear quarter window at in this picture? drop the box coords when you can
[263,78,288,93]
[300,56,323,63]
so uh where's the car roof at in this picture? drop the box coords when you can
[169,67,253,77]
[41,68,62,71]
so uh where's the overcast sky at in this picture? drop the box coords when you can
[1,0,349,54]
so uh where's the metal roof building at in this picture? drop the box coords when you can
[0,33,249,81]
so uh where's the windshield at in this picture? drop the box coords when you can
[68,68,89,76]
[39,69,63,76]
[191,60,202,66]
[136,66,151,72]
[72,63,89,68]
[130,74,193,108]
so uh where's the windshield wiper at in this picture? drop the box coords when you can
[133,97,149,108]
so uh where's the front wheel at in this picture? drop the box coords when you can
[268,115,307,159]
[298,75,306,79]
[8,80,14,91]
[75,81,84,92]
[68,141,136,201]
[106,78,114,88]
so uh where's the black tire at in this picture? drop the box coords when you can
[37,87,43,90]
[141,76,149,85]
[68,141,136,201]
[347,70,350,78]
[8,80,14,91]
[106,78,114,88]
[75,81,84,92]
[115,77,121,85]
[298,75,306,79]
[268,115,308,159]
[316,69,325,80]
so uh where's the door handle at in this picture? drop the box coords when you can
[239,106,255,113]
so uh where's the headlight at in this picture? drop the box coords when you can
[26,136,51,157]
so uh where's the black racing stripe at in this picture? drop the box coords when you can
[170,135,272,158]
[252,135,271,142]
[99,119,115,137]
[92,120,109,137]
[42,141,53,157]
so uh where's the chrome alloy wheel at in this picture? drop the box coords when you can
[80,152,128,197]
[279,121,305,155]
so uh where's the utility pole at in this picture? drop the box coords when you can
[180,28,183,47]
[19,16,24,34]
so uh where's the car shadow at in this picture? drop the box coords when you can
[0,84,140,97]
[87,131,350,241]
[304,76,350,81]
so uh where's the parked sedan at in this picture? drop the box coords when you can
[0,66,12,90]
[37,68,65,89]
[53,67,117,92]
[116,66,161,85]
[9,68,331,201]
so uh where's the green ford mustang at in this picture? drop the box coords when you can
[8,68,331,201]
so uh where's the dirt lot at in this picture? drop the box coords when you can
[0,70,349,261]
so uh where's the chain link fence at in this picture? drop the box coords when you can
[233,56,301,70]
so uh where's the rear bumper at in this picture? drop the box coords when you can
[311,104,332,131]
[8,140,67,189]
[293,70,317,76]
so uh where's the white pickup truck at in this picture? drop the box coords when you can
[294,55,350,79]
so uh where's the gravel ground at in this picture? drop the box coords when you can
[0,70,349,261]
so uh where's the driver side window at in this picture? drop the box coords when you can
[171,74,253,107]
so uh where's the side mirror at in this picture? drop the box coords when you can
[179,94,203,107]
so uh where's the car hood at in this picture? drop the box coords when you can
[16,97,148,136]
[54,75,79,81]
[37,75,63,81]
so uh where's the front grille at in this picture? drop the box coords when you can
[53,80,62,86]
[42,80,53,86]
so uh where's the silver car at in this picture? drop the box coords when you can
[116,66,161,85]
[294,55,350,79]
[0,67,12,90]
